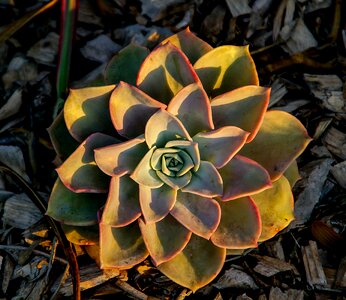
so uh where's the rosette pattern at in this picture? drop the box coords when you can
[47,28,311,291]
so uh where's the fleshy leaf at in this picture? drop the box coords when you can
[61,224,99,245]
[211,86,270,142]
[64,85,116,142]
[160,27,213,64]
[194,46,259,98]
[47,179,106,226]
[165,140,200,171]
[47,110,79,159]
[156,170,192,190]
[284,160,301,188]
[104,44,149,85]
[219,155,272,201]
[158,235,226,292]
[251,176,294,242]
[170,191,221,239]
[138,215,191,266]
[140,184,177,223]
[131,147,164,188]
[57,133,118,193]
[94,136,148,177]
[239,110,312,181]
[137,43,199,104]
[211,197,261,249]
[181,161,223,197]
[193,126,249,168]
[145,109,191,148]
[100,222,148,268]
[102,176,141,227]
[109,82,166,138]
[167,83,214,136]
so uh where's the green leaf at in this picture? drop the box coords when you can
[104,44,149,85]
[101,176,141,227]
[167,83,214,136]
[100,222,148,268]
[57,133,118,193]
[211,197,261,249]
[284,160,301,188]
[139,184,177,223]
[94,136,148,177]
[131,147,164,188]
[47,179,106,226]
[211,86,270,142]
[109,82,166,138]
[181,161,223,197]
[47,110,79,159]
[219,155,272,201]
[251,176,294,242]
[145,109,191,148]
[193,126,249,169]
[158,235,226,292]
[137,43,199,104]
[64,85,116,142]
[138,215,191,266]
[239,110,312,181]
[194,45,259,98]
[160,27,213,64]
[61,224,99,245]
[171,191,221,239]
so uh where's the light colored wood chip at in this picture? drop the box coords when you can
[301,240,328,287]
[3,193,43,229]
[331,161,346,189]
[214,266,259,290]
[323,127,346,160]
[27,32,59,65]
[225,0,251,17]
[252,255,299,277]
[269,79,288,108]
[0,89,22,122]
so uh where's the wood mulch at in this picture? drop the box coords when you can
[0,0,345,299]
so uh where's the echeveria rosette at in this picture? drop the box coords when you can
[47,28,312,292]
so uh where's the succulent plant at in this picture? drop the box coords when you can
[47,28,311,291]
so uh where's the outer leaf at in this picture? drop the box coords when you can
[284,160,301,188]
[193,126,249,168]
[47,179,106,226]
[240,111,312,181]
[219,155,272,201]
[131,147,164,188]
[64,85,116,142]
[57,133,118,193]
[137,43,200,104]
[167,83,214,136]
[138,215,191,266]
[194,46,259,97]
[211,86,270,142]
[102,176,141,227]
[158,235,226,292]
[211,197,261,249]
[181,161,223,197]
[109,82,166,138]
[47,110,79,159]
[171,191,221,239]
[94,136,148,177]
[139,184,177,223]
[145,109,191,148]
[160,27,213,64]
[61,224,99,245]
[100,222,148,268]
[251,176,294,242]
[104,44,149,85]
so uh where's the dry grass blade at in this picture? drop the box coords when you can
[0,161,81,300]
[0,0,59,44]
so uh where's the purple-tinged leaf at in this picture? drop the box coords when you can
[171,191,221,239]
